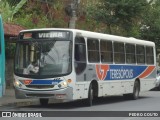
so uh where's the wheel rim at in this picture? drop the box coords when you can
[134,82,139,98]
[135,86,139,97]
[89,86,93,106]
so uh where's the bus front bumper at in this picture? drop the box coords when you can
[14,87,73,101]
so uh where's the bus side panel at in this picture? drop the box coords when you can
[97,64,156,97]
[101,80,133,96]
[74,64,97,100]
[140,68,156,91]
[101,81,122,96]
[122,81,134,94]
[74,82,90,100]
[74,63,156,99]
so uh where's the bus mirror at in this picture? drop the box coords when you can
[9,37,18,43]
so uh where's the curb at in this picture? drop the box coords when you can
[0,100,39,107]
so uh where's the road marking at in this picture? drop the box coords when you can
[124,117,137,120]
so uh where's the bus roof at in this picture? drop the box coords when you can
[20,28,155,47]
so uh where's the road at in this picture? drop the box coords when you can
[1,90,160,120]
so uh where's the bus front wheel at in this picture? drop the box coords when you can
[86,84,93,106]
[39,98,49,106]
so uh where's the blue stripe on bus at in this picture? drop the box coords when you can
[30,80,63,85]
[105,65,153,80]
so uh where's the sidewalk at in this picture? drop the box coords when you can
[0,88,39,107]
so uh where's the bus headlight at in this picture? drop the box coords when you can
[58,81,68,88]
[14,80,22,88]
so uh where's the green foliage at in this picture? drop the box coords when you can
[0,0,27,22]
[5,42,16,58]
[13,0,68,28]
[141,0,160,49]
[2,0,160,55]
[86,0,148,36]
[6,0,21,6]
[11,0,27,21]
[0,0,12,22]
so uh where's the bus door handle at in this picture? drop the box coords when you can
[88,68,93,70]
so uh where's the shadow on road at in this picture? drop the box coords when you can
[21,95,150,110]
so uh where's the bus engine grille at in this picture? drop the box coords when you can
[26,85,55,89]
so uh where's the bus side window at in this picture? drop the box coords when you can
[126,44,136,64]
[74,36,86,74]
[87,38,100,62]
[146,46,154,64]
[114,42,125,64]
[136,45,145,64]
[100,40,113,63]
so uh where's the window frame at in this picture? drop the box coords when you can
[125,43,136,64]
[100,40,113,63]
[113,42,125,64]
[74,36,87,74]
[136,45,145,64]
[146,46,154,65]
[87,38,100,63]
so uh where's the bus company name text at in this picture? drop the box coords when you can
[38,32,64,38]
[110,69,134,79]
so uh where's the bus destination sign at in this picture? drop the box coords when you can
[21,31,70,40]
[38,32,68,39]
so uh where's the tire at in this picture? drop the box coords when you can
[157,84,160,91]
[86,84,94,106]
[131,80,140,100]
[39,98,49,106]
[123,80,140,100]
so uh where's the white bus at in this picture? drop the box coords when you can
[13,28,156,106]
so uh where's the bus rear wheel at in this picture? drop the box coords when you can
[131,80,140,100]
[39,98,49,106]
[123,80,140,100]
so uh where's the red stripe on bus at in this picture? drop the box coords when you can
[139,66,155,78]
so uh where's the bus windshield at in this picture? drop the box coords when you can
[15,40,72,77]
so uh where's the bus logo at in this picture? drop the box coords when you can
[96,64,109,80]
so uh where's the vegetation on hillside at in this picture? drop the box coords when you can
[1,0,160,51]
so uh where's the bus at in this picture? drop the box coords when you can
[13,28,156,106]
[0,15,5,97]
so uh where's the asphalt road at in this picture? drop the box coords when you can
[1,90,160,120]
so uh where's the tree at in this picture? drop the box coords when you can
[141,0,160,49]
[0,0,27,22]
[87,0,148,36]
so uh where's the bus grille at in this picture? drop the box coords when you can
[26,85,55,89]
[26,94,54,97]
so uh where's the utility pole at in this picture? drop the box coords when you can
[68,0,80,29]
